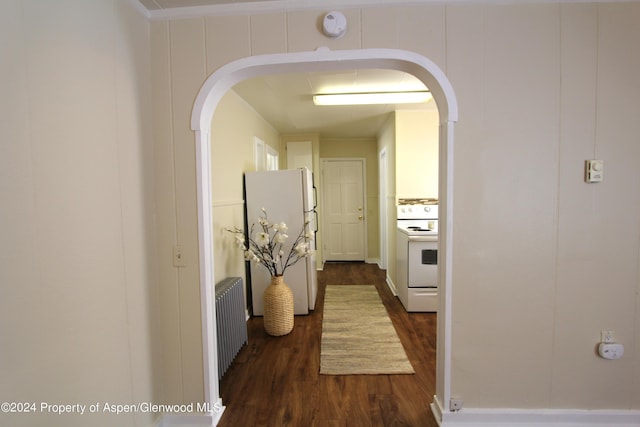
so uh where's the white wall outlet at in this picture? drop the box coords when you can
[585,159,604,183]
[599,343,624,360]
[450,398,463,411]
[601,330,615,344]
[173,245,186,267]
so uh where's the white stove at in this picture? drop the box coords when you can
[397,203,438,237]
[396,200,439,312]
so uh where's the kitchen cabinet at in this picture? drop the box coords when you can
[395,110,439,199]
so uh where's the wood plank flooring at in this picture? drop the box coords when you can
[217,262,439,427]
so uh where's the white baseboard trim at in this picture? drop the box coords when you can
[386,275,397,296]
[154,404,225,427]
[365,257,380,265]
[431,395,444,425]
[439,407,640,427]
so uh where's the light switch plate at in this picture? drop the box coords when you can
[585,159,604,183]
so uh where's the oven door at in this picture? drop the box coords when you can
[407,237,438,288]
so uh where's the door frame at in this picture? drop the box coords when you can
[379,148,388,270]
[191,48,458,424]
[320,157,367,263]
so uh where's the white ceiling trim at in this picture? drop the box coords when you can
[146,0,368,20]
[128,0,151,19]
[143,0,639,21]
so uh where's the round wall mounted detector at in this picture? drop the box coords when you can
[322,11,347,38]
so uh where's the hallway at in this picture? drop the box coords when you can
[218,262,438,426]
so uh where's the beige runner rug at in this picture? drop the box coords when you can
[320,285,415,375]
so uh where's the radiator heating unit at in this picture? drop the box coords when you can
[215,277,248,379]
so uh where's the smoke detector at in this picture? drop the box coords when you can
[322,11,347,38]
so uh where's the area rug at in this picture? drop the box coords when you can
[320,285,415,375]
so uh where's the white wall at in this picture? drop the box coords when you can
[0,1,158,426]
[152,17,207,406]
[150,1,640,413]
[448,3,640,409]
[396,110,439,199]
[210,89,281,303]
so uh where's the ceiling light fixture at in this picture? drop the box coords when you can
[313,91,432,106]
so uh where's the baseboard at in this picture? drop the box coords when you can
[154,402,225,427]
[438,406,640,427]
[430,395,444,426]
[385,275,397,296]
[156,414,213,426]
[365,257,380,266]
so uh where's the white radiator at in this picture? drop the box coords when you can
[215,277,248,379]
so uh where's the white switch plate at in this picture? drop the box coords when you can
[585,159,604,183]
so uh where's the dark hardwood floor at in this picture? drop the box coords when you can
[217,262,439,427]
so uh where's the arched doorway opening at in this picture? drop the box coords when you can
[190,47,458,424]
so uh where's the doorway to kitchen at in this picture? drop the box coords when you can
[191,48,458,425]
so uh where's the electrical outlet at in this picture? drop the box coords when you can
[599,343,624,360]
[450,398,463,411]
[601,330,615,344]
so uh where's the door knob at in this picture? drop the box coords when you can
[358,215,363,220]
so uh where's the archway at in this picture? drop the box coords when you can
[190,47,458,424]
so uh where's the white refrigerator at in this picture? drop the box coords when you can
[244,168,318,315]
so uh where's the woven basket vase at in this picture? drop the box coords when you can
[263,275,294,336]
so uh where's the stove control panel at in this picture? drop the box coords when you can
[397,204,438,220]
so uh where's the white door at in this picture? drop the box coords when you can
[322,159,365,261]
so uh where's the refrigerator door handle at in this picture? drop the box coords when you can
[313,186,317,209]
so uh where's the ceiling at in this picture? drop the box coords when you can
[137,0,437,138]
[138,0,283,9]
[231,69,435,138]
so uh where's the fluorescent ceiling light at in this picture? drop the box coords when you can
[313,91,432,106]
